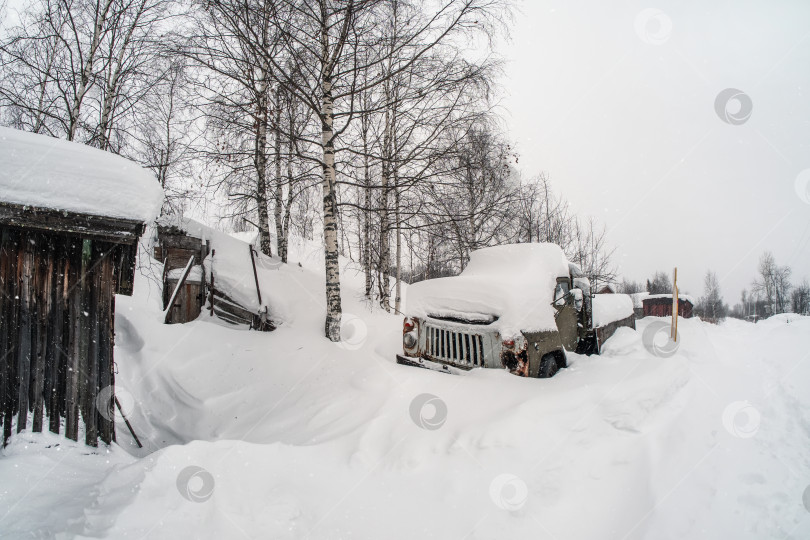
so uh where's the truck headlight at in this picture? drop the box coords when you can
[403,331,417,349]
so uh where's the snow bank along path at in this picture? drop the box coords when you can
[1,233,809,539]
[0,127,163,223]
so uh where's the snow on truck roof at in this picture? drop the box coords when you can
[406,243,571,338]
[0,127,163,223]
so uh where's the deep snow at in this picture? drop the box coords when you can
[1,233,809,540]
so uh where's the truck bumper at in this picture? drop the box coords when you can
[395,354,468,375]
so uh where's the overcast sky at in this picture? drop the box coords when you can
[2,0,806,304]
[498,0,810,303]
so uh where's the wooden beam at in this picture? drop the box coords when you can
[115,396,142,448]
[249,245,262,306]
[16,237,33,433]
[65,241,82,442]
[0,201,144,245]
[31,234,49,433]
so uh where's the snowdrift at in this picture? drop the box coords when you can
[1,231,809,540]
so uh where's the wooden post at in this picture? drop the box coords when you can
[16,235,33,433]
[115,396,142,448]
[44,240,59,435]
[85,244,101,447]
[671,267,679,341]
[209,249,215,316]
[32,236,50,433]
[76,239,92,441]
[249,245,262,306]
[49,250,69,436]
[0,228,13,446]
[65,240,83,442]
[98,253,114,445]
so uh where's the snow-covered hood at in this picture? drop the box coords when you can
[408,275,511,323]
[406,243,570,338]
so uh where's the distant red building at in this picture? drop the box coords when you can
[642,294,693,318]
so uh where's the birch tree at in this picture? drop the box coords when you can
[181,0,285,255]
[0,0,170,147]
[263,0,510,340]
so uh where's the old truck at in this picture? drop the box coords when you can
[396,243,635,378]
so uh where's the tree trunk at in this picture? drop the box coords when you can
[32,40,56,133]
[378,103,391,312]
[362,116,372,298]
[392,115,402,314]
[255,71,272,256]
[68,0,114,141]
[273,87,285,261]
[321,74,342,341]
[394,180,402,314]
[280,116,295,263]
[98,0,145,150]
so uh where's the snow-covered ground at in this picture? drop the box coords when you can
[1,233,809,539]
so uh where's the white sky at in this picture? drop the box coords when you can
[498,0,810,303]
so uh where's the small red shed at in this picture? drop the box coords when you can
[642,294,694,318]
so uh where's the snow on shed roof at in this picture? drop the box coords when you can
[406,243,571,338]
[0,127,163,223]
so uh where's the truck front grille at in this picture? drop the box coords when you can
[425,326,485,367]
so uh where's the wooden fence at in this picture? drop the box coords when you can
[0,223,136,447]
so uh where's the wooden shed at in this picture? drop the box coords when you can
[156,218,276,331]
[642,294,694,319]
[155,223,209,324]
[0,127,162,447]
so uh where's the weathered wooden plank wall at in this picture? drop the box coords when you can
[0,226,121,447]
[165,279,204,325]
[642,299,693,319]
